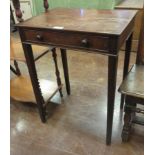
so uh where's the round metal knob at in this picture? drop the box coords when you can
[36,34,43,41]
[81,39,89,46]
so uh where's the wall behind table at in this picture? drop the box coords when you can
[32,0,118,16]
[115,0,123,5]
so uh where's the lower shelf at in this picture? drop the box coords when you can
[10,75,61,104]
[10,43,50,62]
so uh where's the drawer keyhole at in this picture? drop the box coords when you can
[81,39,89,47]
[36,34,43,41]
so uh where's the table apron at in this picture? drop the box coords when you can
[19,29,119,56]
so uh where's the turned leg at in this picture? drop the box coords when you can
[43,0,49,12]
[122,95,136,142]
[52,48,63,97]
[12,0,24,22]
[10,6,17,32]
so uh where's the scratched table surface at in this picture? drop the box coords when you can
[17,8,137,35]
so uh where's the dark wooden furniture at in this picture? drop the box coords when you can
[11,0,63,117]
[115,0,144,52]
[118,11,144,141]
[10,40,63,103]
[10,5,17,32]
[16,8,137,145]
[119,64,144,141]
[11,0,51,75]
[115,0,144,109]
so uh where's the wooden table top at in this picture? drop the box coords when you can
[16,8,137,36]
[115,0,144,10]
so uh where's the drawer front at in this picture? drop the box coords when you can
[23,29,110,52]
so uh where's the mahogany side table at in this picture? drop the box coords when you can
[16,8,137,145]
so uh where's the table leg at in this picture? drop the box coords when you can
[52,48,63,97]
[60,48,70,95]
[106,56,118,145]
[120,33,133,109]
[14,60,21,76]
[22,43,46,123]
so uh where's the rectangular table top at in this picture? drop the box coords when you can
[16,8,137,36]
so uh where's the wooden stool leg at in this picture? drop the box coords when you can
[14,60,21,76]
[52,48,63,97]
[122,96,136,142]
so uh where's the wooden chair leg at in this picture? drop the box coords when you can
[52,48,63,97]
[10,65,18,75]
[122,96,136,142]
[14,60,21,76]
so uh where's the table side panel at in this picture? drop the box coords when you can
[118,17,135,49]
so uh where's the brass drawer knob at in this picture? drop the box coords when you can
[36,34,43,41]
[81,39,89,47]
